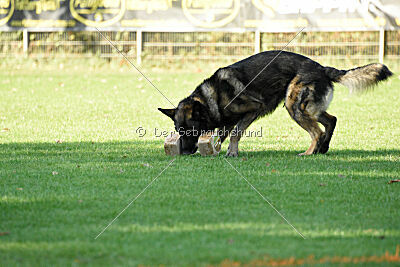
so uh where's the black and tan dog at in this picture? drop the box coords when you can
[159,51,392,156]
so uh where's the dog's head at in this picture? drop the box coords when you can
[159,99,213,155]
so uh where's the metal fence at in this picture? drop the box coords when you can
[1,30,399,65]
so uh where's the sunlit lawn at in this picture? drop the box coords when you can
[1,61,399,266]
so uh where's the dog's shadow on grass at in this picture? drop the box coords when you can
[238,148,400,159]
[1,140,399,170]
[1,140,399,158]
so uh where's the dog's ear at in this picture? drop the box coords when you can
[192,101,208,122]
[158,108,176,120]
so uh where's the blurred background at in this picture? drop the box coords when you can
[0,0,399,70]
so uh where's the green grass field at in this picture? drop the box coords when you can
[1,60,399,266]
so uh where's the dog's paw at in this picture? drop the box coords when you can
[316,134,329,154]
[317,142,329,154]
[225,149,238,157]
[226,142,239,157]
[297,152,310,156]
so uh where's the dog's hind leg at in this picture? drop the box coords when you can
[293,114,324,156]
[317,112,337,154]
[285,78,325,155]
[286,102,324,155]
[226,113,258,157]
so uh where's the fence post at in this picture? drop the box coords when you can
[378,28,385,63]
[136,30,142,65]
[23,29,29,56]
[254,30,260,54]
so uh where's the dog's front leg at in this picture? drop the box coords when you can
[226,113,258,157]
[226,139,239,157]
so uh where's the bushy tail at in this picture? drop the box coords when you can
[324,63,393,92]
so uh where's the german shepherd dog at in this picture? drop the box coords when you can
[159,51,392,156]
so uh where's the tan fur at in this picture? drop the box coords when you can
[193,96,205,104]
[176,103,193,122]
[285,76,301,117]
[339,63,384,92]
[285,76,317,115]
[183,105,192,120]
[298,116,323,155]
[285,76,325,155]
[286,76,334,119]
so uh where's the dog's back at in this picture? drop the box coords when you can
[217,51,333,116]
[228,50,392,96]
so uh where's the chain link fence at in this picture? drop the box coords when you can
[1,30,399,65]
